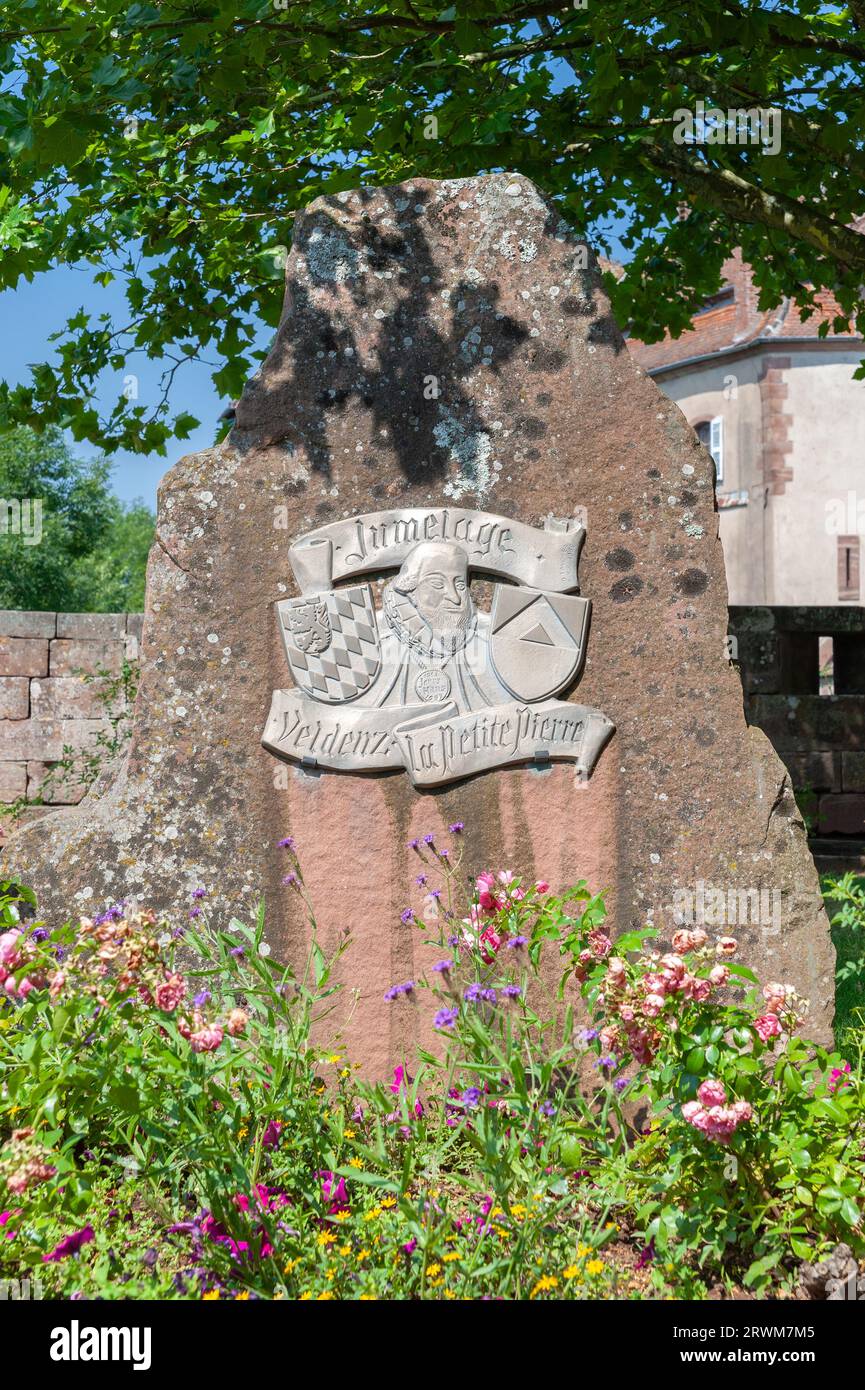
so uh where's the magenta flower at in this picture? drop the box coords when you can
[43,1225,95,1262]
[317,1171,349,1214]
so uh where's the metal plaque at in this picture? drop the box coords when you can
[263,509,614,787]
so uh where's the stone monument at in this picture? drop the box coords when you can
[3,173,835,1068]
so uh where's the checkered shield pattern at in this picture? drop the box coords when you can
[281,585,381,704]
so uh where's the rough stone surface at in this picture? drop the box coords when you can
[0,611,56,638]
[49,638,125,677]
[2,173,835,1064]
[56,613,126,640]
[0,677,29,720]
[0,637,48,678]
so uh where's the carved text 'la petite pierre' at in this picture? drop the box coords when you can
[262,507,614,787]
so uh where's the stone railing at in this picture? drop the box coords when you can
[729,606,865,841]
[0,611,142,815]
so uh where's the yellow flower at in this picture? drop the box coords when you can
[318,1290,335,1300]
[530,1275,559,1298]
[339,1245,351,1256]
[340,1067,351,1079]
[444,1289,456,1300]
[429,1277,444,1288]
[327,1054,343,1064]
[357,1249,370,1261]
[344,1128,356,1139]
[562,1265,581,1280]
[509,1203,527,1220]
[348,1158,363,1169]
[235,1291,250,1300]
[380,1197,397,1209]
[299,1291,314,1301]
[365,1207,382,1222]
[317,1231,337,1247]
[284,1258,301,1273]
[334,1210,350,1222]
[586,1259,604,1276]
[237,1125,249,1140]
[202,1290,220,1300]
[443,1252,460,1263]
[426,1263,442,1278]
[359,1293,376,1300]
[605,1221,619,1232]
[326,1269,336,1281]
[577,1243,591,1257]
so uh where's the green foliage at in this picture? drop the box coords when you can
[0,425,154,610]
[0,843,862,1300]
[823,873,865,1049]
[1,2,864,452]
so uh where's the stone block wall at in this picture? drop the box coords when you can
[730,605,865,839]
[0,611,141,815]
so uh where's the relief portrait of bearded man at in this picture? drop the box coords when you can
[375,539,513,711]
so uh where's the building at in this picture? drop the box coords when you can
[627,251,864,607]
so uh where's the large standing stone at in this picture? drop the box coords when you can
[2,174,835,1062]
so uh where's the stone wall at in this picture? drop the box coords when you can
[730,605,865,838]
[0,611,142,815]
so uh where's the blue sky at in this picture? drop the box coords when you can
[0,266,241,511]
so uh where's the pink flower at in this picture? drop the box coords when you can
[0,1210,17,1240]
[683,974,712,1002]
[588,930,612,958]
[672,928,708,954]
[43,1225,95,1262]
[535,880,550,894]
[479,926,503,963]
[497,870,515,886]
[716,936,738,957]
[318,1171,349,1214]
[709,964,729,986]
[762,981,788,1014]
[262,1120,283,1149]
[0,929,21,966]
[390,1065,424,1117]
[697,1079,727,1108]
[754,1013,782,1043]
[189,1022,224,1052]
[154,973,186,1013]
[642,993,666,1018]
[226,1008,248,1037]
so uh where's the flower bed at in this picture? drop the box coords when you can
[0,833,862,1300]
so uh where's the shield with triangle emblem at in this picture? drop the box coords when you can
[490,586,590,701]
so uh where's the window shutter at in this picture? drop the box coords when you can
[709,416,724,484]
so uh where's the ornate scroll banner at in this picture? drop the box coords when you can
[262,509,615,788]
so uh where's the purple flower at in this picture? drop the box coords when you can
[230,946,245,957]
[579,1028,599,1043]
[505,935,527,949]
[480,988,497,1003]
[384,981,415,1001]
[595,1054,617,1070]
[434,1008,458,1029]
[408,839,420,850]
[462,1087,482,1109]
[400,908,414,924]
[448,822,464,834]
[402,1238,417,1255]
[430,889,442,900]
[463,983,482,1002]
[30,927,49,943]
[448,934,460,948]
[415,874,428,886]
[540,1100,557,1117]
[189,907,202,919]
[502,984,522,998]
[191,887,207,900]
[614,1078,628,1093]
[282,872,298,886]
[432,960,452,974]
[193,989,211,1007]
[43,1226,95,1263]
[423,834,435,845]
[277,836,295,850]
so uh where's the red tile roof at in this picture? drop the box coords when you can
[625,250,860,371]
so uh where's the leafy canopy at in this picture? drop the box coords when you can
[1,0,864,453]
[0,426,154,611]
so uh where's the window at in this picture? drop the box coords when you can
[694,285,735,316]
[838,536,861,602]
[695,417,724,485]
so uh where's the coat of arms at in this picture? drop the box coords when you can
[263,507,614,787]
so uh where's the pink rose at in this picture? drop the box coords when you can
[588,930,613,959]
[643,993,666,1018]
[535,880,550,894]
[709,964,729,986]
[479,926,503,963]
[683,975,712,1002]
[0,930,21,966]
[697,1079,727,1108]
[716,936,738,957]
[189,1022,224,1053]
[154,973,186,1013]
[754,1013,782,1043]
[226,1008,248,1036]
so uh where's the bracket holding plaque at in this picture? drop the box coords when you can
[262,508,614,787]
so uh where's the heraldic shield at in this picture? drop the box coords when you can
[490,586,590,702]
[277,584,381,704]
